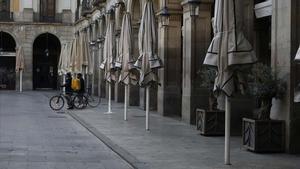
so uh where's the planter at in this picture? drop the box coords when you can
[242,118,285,152]
[196,109,225,136]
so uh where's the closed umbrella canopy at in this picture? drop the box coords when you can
[204,0,257,96]
[295,46,300,60]
[100,17,116,82]
[69,38,77,73]
[86,26,94,74]
[71,33,83,73]
[15,46,25,72]
[116,12,137,85]
[58,42,72,75]
[134,0,162,87]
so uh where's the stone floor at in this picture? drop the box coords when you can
[68,95,300,169]
[0,91,133,169]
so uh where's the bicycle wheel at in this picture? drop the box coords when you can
[87,95,101,108]
[49,95,65,111]
[73,95,87,109]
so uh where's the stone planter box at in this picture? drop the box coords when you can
[242,118,285,152]
[196,109,225,136]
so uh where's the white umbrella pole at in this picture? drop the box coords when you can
[19,70,23,92]
[124,85,128,121]
[225,96,231,165]
[106,82,112,114]
[146,86,150,130]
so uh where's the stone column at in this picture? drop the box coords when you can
[157,3,183,117]
[181,0,212,124]
[271,0,300,153]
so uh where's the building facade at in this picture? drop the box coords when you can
[0,0,299,153]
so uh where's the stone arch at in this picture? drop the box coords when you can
[115,1,126,31]
[32,32,61,89]
[0,31,17,90]
[131,0,141,24]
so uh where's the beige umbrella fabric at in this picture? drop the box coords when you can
[58,42,72,75]
[115,12,138,85]
[204,0,257,96]
[134,0,163,87]
[100,17,116,83]
[15,46,25,72]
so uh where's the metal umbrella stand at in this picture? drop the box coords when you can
[203,0,257,165]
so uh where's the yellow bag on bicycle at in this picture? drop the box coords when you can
[71,78,81,91]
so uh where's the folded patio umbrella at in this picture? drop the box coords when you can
[116,12,137,85]
[134,0,163,130]
[58,42,71,76]
[15,46,25,92]
[15,46,24,73]
[115,10,138,121]
[100,15,116,114]
[204,0,257,164]
[134,0,163,87]
[100,17,116,83]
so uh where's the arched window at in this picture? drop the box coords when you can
[0,0,12,21]
[40,0,56,22]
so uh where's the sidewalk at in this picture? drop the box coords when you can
[68,99,300,169]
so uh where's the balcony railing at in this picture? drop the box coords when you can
[0,11,13,22]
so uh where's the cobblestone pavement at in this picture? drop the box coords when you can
[0,91,133,169]
[69,97,300,169]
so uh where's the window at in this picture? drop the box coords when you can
[0,0,12,21]
[40,0,56,22]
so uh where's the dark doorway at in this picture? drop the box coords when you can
[0,31,16,90]
[33,33,61,90]
[0,0,12,21]
[40,0,56,22]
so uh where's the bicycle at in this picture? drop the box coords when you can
[74,88,101,108]
[49,88,87,111]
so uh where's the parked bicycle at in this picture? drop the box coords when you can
[49,87,101,111]
[49,88,87,111]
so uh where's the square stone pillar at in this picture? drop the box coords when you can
[181,0,212,124]
[157,8,183,117]
[271,0,300,153]
[62,9,72,24]
[22,8,34,22]
[129,25,141,106]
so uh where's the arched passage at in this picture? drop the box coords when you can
[0,31,16,90]
[33,33,61,90]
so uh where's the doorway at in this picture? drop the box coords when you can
[33,33,61,90]
[0,31,16,90]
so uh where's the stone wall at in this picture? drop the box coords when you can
[0,23,74,90]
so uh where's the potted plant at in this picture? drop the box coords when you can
[196,66,225,136]
[242,63,287,152]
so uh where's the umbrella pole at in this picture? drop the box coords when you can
[105,82,113,114]
[124,85,128,121]
[19,70,23,92]
[225,96,231,165]
[146,86,150,130]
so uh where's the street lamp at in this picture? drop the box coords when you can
[159,6,170,26]
[189,3,199,16]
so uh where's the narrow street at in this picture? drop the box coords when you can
[0,91,133,169]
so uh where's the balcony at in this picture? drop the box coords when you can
[0,11,13,22]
